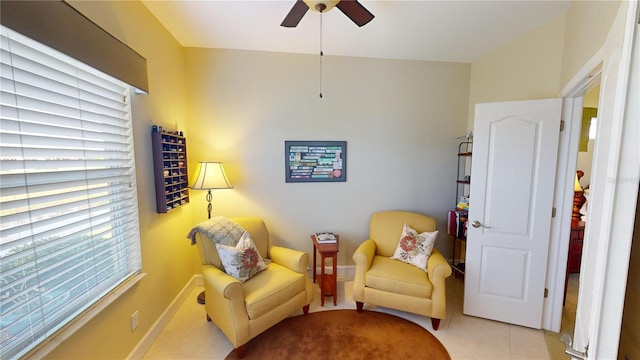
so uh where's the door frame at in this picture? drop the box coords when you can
[543,57,602,333]
[542,86,590,333]
[543,1,638,357]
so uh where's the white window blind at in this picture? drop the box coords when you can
[0,26,142,359]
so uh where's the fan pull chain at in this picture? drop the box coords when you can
[319,8,323,98]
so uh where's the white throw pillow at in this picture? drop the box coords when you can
[215,231,268,282]
[390,223,438,272]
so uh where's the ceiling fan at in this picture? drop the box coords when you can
[281,0,374,28]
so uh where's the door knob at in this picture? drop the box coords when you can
[471,220,492,229]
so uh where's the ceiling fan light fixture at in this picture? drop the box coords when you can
[281,0,373,28]
[303,0,339,13]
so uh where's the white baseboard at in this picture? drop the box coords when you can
[310,265,355,280]
[338,265,355,280]
[126,275,199,360]
[194,273,204,286]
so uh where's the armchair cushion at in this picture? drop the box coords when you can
[215,231,268,282]
[243,262,307,319]
[367,256,433,298]
[390,223,438,271]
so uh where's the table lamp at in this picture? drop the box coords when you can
[189,162,233,219]
[189,162,232,305]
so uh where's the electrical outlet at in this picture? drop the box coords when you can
[130,311,139,331]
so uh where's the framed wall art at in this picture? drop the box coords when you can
[285,141,347,183]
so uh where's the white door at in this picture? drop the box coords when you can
[463,98,562,328]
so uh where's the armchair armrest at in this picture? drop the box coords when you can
[202,265,249,346]
[270,246,308,273]
[202,265,243,299]
[353,239,376,270]
[352,239,377,302]
[426,249,452,320]
[426,249,452,281]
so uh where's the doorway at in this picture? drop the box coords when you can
[542,79,601,359]
[563,83,600,343]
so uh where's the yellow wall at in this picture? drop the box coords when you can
[467,16,566,128]
[576,84,600,186]
[44,1,198,359]
[183,48,470,266]
[560,0,621,88]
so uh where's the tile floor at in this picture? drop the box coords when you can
[143,274,577,360]
[544,273,579,360]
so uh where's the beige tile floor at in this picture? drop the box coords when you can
[144,275,575,360]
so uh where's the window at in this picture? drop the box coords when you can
[0,26,142,359]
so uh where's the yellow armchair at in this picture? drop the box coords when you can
[352,211,452,330]
[192,217,314,358]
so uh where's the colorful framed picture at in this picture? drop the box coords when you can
[285,141,347,183]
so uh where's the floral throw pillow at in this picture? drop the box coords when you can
[215,231,268,282]
[390,223,438,272]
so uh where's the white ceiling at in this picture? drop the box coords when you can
[141,0,573,63]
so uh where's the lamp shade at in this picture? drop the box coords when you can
[189,162,233,190]
[574,174,583,192]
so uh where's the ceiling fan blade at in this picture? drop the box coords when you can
[281,0,309,27]
[336,0,374,27]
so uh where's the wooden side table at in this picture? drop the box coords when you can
[311,234,339,306]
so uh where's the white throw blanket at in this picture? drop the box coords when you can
[187,216,246,246]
